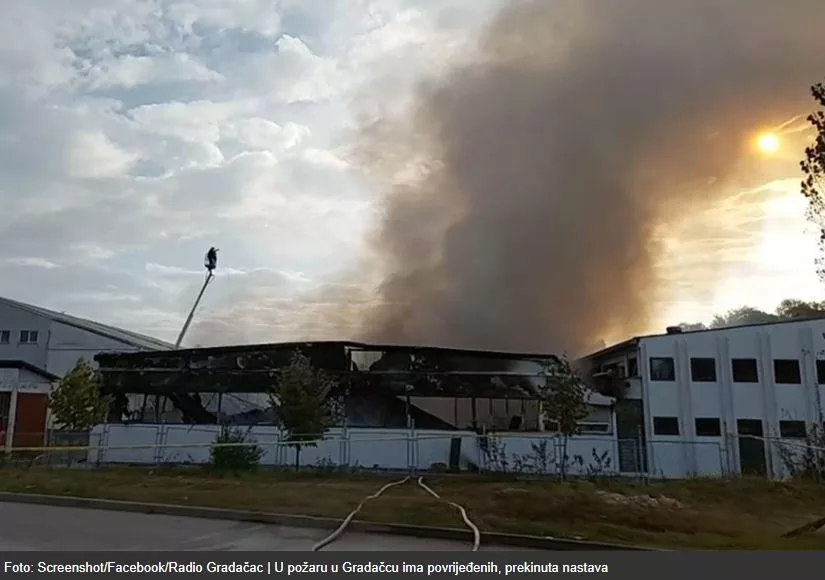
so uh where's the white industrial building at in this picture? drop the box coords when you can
[0,296,173,448]
[587,318,825,479]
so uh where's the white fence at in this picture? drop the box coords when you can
[14,422,819,480]
[66,424,825,481]
[88,424,623,476]
[81,424,742,479]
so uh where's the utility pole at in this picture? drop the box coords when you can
[174,247,218,349]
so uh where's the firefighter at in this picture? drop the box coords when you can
[205,247,218,271]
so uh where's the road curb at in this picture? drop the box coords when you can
[0,491,652,551]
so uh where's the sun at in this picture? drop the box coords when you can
[756,133,780,155]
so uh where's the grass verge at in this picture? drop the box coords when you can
[0,467,823,549]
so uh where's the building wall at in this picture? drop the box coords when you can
[46,321,142,376]
[0,368,19,391]
[0,302,50,370]
[0,368,52,394]
[638,319,825,478]
[0,301,162,379]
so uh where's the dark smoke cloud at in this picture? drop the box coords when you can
[353,0,825,355]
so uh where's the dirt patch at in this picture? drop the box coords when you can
[595,490,685,509]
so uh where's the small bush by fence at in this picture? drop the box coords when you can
[208,427,264,473]
[773,430,825,481]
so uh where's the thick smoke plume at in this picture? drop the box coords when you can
[354,0,825,355]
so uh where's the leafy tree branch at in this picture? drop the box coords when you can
[48,358,110,432]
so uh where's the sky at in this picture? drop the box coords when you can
[0,0,822,349]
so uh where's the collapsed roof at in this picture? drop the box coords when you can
[95,340,560,399]
[97,341,565,425]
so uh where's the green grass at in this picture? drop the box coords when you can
[0,467,823,549]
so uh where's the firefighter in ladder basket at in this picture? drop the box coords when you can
[205,247,219,272]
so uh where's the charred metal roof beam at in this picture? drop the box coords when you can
[95,340,561,364]
[97,367,552,378]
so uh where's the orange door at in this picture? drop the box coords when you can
[12,393,48,448]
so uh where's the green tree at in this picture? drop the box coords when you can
[775,298,825,319]
[710,306,778,328]
[269,350,340,470]
[48,358,110,432]
[801,80,825,281]
[681,299,825,331]
[539,356,590,480]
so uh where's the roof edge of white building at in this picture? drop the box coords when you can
[0,296,174,351]
[587,315,825,360]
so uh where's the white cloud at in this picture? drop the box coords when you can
[2,257,61,269]
[86,53,224,90]
[223,119,311,151]
[164,0,284,37]
[66,131,138,178]
[227,35,346,105]
[0,0,545,345]
[129,100,241,142]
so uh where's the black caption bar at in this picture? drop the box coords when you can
[0,552,818,579]
[3,561,603,576]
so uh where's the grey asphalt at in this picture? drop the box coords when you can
[0,502,534,551]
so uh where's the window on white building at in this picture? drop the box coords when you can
[737,418,763,435]
[19,330,39,344]
[816,360,825,384]
[0,330,9,344]
[694,418,721,437]
[653,416,679,435]
[731,358,759,383]
[690,358,717,382]
[773,359,801,384]
[649,357,675,381]
[779,420,807,439]
[581,422,610,434]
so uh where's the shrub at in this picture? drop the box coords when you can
[209,427,264,474]
[778,424,825,481]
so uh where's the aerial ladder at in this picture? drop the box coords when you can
[174,247,218,349]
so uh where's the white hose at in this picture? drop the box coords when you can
[312,475,481,552]
[311,476,411,551]
[416,476,480,552]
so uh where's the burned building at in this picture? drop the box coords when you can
[95,341,611,432]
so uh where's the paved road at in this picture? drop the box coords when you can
[0,502,534,551]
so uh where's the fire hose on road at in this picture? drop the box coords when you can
[415,476,480,551]
[311,476,480,551]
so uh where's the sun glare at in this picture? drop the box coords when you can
[756,133,780,155]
